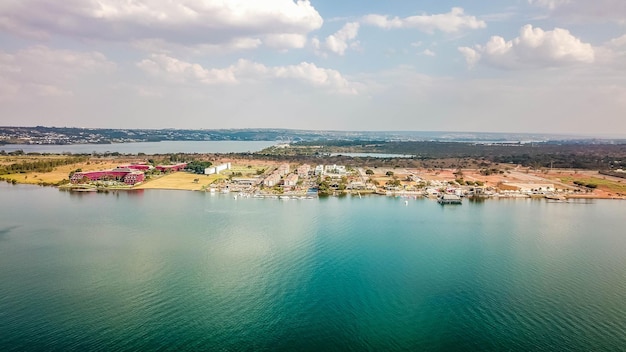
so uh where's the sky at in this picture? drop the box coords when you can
[0,0,625,135]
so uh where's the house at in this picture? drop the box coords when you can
[263,173,281,187]
[324,164,346,175]
[277,163,290,176]
[296,164,311,176]
[284,174,299,187]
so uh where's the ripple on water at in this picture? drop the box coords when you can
[1,189,626,351]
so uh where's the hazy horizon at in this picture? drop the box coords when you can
[3,125,626,141]
[1,1,625,135]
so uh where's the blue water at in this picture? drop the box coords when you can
[1,183,625,351]
[0,140,276,154]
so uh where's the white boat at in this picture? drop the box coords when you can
[437,194,462,205]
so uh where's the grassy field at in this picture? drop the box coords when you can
[134,172,224,191]
[224,163,268,177]
[557,175,626,194]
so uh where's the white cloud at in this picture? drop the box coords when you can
[458,47,481,68]
[325,22,360,56]
[459,24,594,69]
[362,7,486,33]
[0,0,323,51]
[264,34,308,50]
[421,49,436,57]
[137,55,358,94]
[0,46,115,100]
[137,54,237,85]
[313,22,360,56]
[608,34,626,47]
[600,34,626,70]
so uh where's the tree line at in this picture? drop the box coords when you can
[0,157,88,174]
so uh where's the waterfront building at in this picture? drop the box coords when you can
[70,168,145,185]
[347,181,366,190]
[499,183,555,194]
[263,173,281,187]
[284,174,299,187]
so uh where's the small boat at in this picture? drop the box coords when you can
[545,194,567,202]
[437,194,462,205]
[70,187,97,192]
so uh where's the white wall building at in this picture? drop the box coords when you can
[204,162,231,175]
[284,174,299,187]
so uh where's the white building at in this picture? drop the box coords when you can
[324,164,346,175]
[284,174,299,187]
[277,163,290,176]
[297,164,311,176]
[204,162,231,175]
[263,173,281,187]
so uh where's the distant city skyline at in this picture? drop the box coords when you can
[1,1,625,134]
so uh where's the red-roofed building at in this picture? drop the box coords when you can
[119,164,153,171]
[156,163,187,172]
[70,168,145,185]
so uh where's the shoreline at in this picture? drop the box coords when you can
[2,181,623,201]
[2,155,625,201]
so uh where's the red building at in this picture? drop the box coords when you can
[70,168,145,185]
[155,163,187,172]
[119,164,153,171]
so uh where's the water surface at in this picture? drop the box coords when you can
[1,184,625,351]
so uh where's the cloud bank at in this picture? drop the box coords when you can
[363,7,486,33]
[459,24,594,69]
[0,0,323,50]
[137,55,358,94]
[0,46,115,100]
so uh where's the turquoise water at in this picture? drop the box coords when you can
[1,183,626,351]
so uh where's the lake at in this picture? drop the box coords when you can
[1,183,625,351]
[0,141,276,154]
